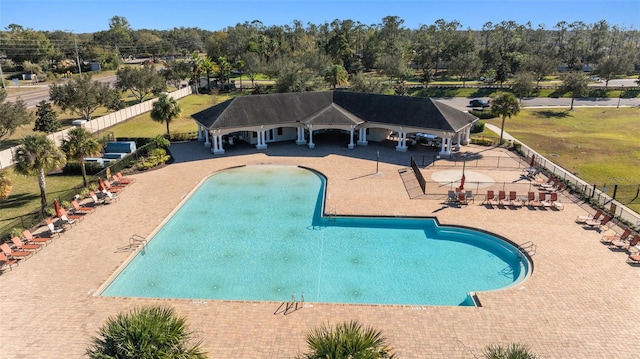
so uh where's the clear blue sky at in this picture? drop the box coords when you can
[1,0,638,33]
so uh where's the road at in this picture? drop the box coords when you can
[4,75,118,108]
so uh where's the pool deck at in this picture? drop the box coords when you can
[1,140,638,358]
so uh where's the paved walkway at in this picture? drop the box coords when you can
[1,141,639,358]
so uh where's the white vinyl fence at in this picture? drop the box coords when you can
[0,86,192,169]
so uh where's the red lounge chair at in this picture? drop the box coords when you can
[71,200,95,214]
[104,180,125,192]
[585,214,611,229]
[601,228,633,244]
[609,235,640,251]
[550,192,564,210]
[526,192,539,207]
[116,172,135,184]
[10,236,42,252]
[0,253,18,271]
[484,190,496,206]
[627,253,640,265]
[498,191,509,206]
[457,192,468,206]
[24,228,54,243]
[539,192,552,208]
[577,209,603,224]
[509,191,523,207]
[59,208,84,222]
[0,243,32,260]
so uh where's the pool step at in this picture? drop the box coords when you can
[519,241,536,257]
[115,234,148,254]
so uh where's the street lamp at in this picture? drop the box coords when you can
[617,85,624,108]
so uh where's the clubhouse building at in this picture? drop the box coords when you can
[191,91,478,157]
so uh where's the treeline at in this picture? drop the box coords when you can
[1,16,639,86]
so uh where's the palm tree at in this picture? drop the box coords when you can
[299,320,395,359]
[483,343,539,359]
[150,93,181,137]
[324,64,349,90]
[86,305,207,359]
[13,134,66,212]
[490,91,520,146]
[61,127,102,187]
[190,52,203,94]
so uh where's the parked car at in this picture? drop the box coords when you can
[469,99,490,108]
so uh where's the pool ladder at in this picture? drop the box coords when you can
[273,292,305,315]
[116,234,148,254]
[327,207,337,223]
[519,241,536,257]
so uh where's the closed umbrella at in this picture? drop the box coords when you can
[98,178,105,192]
[530,154,536,168]
[54,199,62,218]
[459,174,465,191]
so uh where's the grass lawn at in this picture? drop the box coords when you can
[0,168,85,229]
[484,107,640,211]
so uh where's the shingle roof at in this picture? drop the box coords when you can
[191,91,476,133]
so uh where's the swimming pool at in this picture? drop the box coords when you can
[101,165,529,306]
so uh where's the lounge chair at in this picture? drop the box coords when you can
[576,209,603,224]
[498,191,509,206]
[447,190,457,203]
[59,207,84,222]
[509,191,523,207]
[457,192,468,206]
[0,253,18,271]
[44,218,64,236]
[550,192,564,210]
[626,253,640,265]
[600,228,633,244]
[71,200,95,214]
[609,234,640,251]
[116,171,135,184]
[0,243,32,260]
[465,190,474,203]
[101,189,119,202]
[539,192,552,209]
[10,236,42,252]
[526,192,539,207]
[533,176,553,186]
[483,190,496,205]
[104,180,125,192]
[24,228,54,244]
[90,191,107,205]
[584,214,611,229]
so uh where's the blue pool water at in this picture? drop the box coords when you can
[102,165,529,306]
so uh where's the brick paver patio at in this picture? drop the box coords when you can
[1,141,637,358]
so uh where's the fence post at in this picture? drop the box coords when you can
[612,184,618,200]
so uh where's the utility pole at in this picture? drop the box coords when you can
[74,36,82,75]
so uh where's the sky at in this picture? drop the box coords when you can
[1,0,638,33]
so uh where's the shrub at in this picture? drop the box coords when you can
[471,120,485,133]
[469,109,497,119]
[10,227,24,239]
[135,148,170,171]
[470,137,494,146]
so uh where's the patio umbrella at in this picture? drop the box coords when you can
[530,154,536,167]
[98,178,105,192]
[53,199,62,218]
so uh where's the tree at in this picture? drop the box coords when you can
[116,65,167,103]
[33,100,61,134]
[561,72,589,110]
[13,134,66,212]
[161,61,193,88]
[61,127,102,187]
[299,320,395,359]
[190,52,204,94]
[324,64,348,90]
[511,72,536,101]
[448,51,481,87]
[49,74,121,121]
[490,91,520,145]
[150,93,181,137]
[0,90,34,146]
[349,73,391,94]
[0,170,12,201]
[483,343,539,359]
[595,56,632,89]
[86,305,207,359]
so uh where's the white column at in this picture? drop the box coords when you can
[213,135,225,154]
[395,131,408,152]
[308,126,315,149]
[357,128,368,146]
[348,126,355,149]
[439,137,449,157]
[455,132,461,151]
[197,125,203,141]
[463,127,471,144]
[296,127,306,145]
[204,130,211,147]
[256,130,267,150]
